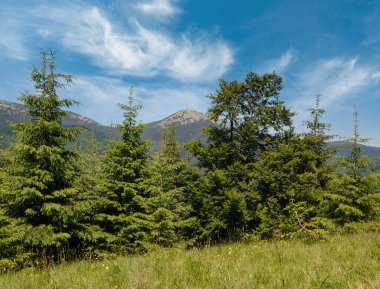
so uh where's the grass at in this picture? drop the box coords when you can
[0,232,379,289]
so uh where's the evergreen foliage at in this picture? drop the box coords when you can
[0,50,93,269]
[186,72,295,243]
[0,51,379,271]
[323,110,380,226]
[188,72,294,170]
[148,123,199,246]
[95,87,152,254]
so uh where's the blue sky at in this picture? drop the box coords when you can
[1,0,380,145]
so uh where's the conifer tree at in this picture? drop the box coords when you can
[149,123,199,246]
[248,96,335,239]
[1,50,91,266]
[323,109,380,226]
[186,71,294,242]
[96,87,152,254]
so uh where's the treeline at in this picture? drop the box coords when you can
[0,51,379,271]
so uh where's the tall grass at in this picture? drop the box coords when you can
[1,232,379,289]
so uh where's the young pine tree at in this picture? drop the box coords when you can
[323,109,380,227]
[248,96,335,239]
[1,50,91,267]
[96,88,152,254]
[148,123,199,247]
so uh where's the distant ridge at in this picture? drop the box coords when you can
[156,109,211,127]
[0,100,379,168]
[143,109,214,151]
[0,100,118,147]
[0,100,100,126]
[0,100,214,150]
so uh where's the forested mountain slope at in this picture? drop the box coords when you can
[0,100,379,165]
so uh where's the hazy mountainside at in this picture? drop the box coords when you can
[1,100,379,165]
[0,100,213,150]
[143,109,214,151]
[0,100,119,147]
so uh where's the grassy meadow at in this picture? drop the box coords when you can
[0,232,379,289]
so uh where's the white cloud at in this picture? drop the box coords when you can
[292,57,378,111]
[135,0,179,17]
[66,76,131,125]
[0,15,29,61]
[371,72,380,79]
[260,49,296,74]
[29,3,232,82]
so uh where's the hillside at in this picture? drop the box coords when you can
[1,100,380,165]
[0,100,214,150]
[0,232,379,288]
[0,100,119,147]
[143,108,214,151]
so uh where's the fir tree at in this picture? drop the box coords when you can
[149,123,199,246]
[0,50,91,267]
[96,87,152,254]
[323,109,380,226]
[188,72,294,170]
[248,96,336,239]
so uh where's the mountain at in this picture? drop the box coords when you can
[0,100,119,147]
[0,100,379,169]
[329,141,380,170]
[0,100,211,150]
[143,109,214,151]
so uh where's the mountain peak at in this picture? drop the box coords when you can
[157,108,210,127]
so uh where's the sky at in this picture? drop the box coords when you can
[1,0,380,145]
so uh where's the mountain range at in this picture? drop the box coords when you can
[0,100,213,150]
[0,100,379,168]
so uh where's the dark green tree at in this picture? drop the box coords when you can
[0,50,92,267]
[95,87,152,254]
[246,96,336,239]
[148,123,199,247]
[323,109,380,226]
[186,72,294,243]
[188,72,294,170]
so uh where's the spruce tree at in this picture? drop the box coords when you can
[149,123,199,246]
[248,96,335,239]
[96,88,152,254]
[323,109,380,226]
[188,72,294,170]
[1,50,90,267]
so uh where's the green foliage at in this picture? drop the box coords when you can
[188,72,294,170]
[246,96,336,240]
[95,88,152,254]
[0,50,93,268]
[323,110,379,225]
[186,71,295,243]
[0,52,379,272]
[148,123,200,246]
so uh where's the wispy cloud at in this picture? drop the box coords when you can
[260,49,297,74]
[24,2,233,82]
[0,11,29,61]
[292,57,378,111]
[135,0,179,17]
